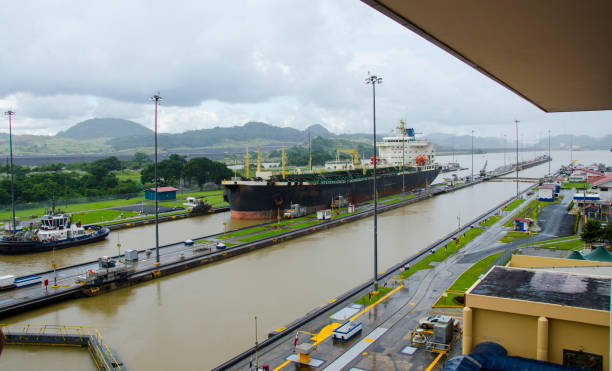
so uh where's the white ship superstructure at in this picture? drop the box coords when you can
[378,121,436,169]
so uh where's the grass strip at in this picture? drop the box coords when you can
[432,292,464,308]
[72,209,139,225]
[479,216,501,227]
[287,220,321,229]
[499,231,536,243]
[400,228,484,279]
[220,226,268,239]
[354,287,393,306]
[237,228,288,242]
[448,252,503,292]
[502,199,524,212]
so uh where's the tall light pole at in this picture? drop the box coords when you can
[365,73,382,293]
[471,130,474,181]
[151,93,162,266]
[4,110,16,233]
[548,129,551,176]
[515,120,519,200]
[503,134,507,169]
[401,120,405,193]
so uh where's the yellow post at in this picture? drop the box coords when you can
[536,316,549,361]
[298,353,311,363]
[245,141,250,178]
[257,144,261,173]
[362,152,366,175]
[462,307,473,354]
[282,142,286,180]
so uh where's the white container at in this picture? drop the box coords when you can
[0,274,15,288]
[124,249,138,261]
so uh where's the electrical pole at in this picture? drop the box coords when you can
[401,120,405,192]
[503,134,507,169]
[548,130,551,176]
[4,110,16,233]
[515,120,519,200]
[471,130,474,181]
[365,72,382,293]
[151,93,162,266]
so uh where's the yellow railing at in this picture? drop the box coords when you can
[0,324,122,371]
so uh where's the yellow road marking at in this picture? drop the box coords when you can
[311,323,341,344]
[409,302,415,306]
[350,285,403,322]
[363,338,373,342]
[329,298,337,303]
[276,326,286,332]
[425,351,446,371]
[273,360,291,371]
[275,285,402,370]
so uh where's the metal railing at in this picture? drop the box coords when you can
[0,324,123,370]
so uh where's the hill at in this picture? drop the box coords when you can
[56,118,153,140]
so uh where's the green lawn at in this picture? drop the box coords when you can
[503,199,557,228]
[72,209,139,225]
[479,216,501,227]
[561,182,590,190]
[400,228,484,279]
[499,231,536,243]
[219,226,269,239]
[449,252,503,292]
[355,287,393,306]
[520,237,584,250]
[237,228,288,242]
[287,220,320,229]
[502,199,524,212]
[433,292,464,308]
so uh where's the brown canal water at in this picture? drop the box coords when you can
[1,150,608,370]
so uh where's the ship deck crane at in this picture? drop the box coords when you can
[479,160,488,177]
[336,149,360,167]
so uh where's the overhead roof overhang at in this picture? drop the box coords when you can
[361,0,612,112]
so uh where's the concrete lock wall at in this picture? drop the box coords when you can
[471,308,538,359]
[548,318,609,370]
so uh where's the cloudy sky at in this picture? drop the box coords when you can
[1,0,610,142]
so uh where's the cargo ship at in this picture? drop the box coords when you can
[223,122,440,219]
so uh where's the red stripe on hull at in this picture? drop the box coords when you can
[231,210,276,220]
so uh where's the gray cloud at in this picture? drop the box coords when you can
[0,0,610,139]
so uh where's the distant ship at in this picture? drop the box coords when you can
[0,210,110,254]
[223,121,440,219]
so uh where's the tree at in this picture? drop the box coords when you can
[129,152,151,169]
[602,223,612,247]
[140,154,187,186]
[88,156,122,178]
[581,220,602,246]
[183,157,233,187]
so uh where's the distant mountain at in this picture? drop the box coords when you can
[56,118,153,140]
[108,121,344,151]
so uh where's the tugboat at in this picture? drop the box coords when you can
[0,207,110,255]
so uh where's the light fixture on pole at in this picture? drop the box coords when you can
[515,120,519,200]
[503,134,507,169]
[4,110,16,234]
[151,93,163,266]
[548,129,551,176]
[471,130,474,181]
[365,72,382,293]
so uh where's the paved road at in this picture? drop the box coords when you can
[224,189,538,371]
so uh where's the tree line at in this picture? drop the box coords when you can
[0,153,232,205]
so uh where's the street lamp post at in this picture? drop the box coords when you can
[401,121,405,193]
[515,120,519,200]
[151,93,162,265]
[365,73,382,293]
[4,110,16,233]
[471,130,474,181]
[548,129,551,176]
[503,134,507,169]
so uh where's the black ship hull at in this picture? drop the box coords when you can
[0,227,110,255]
[224,168,440,219]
